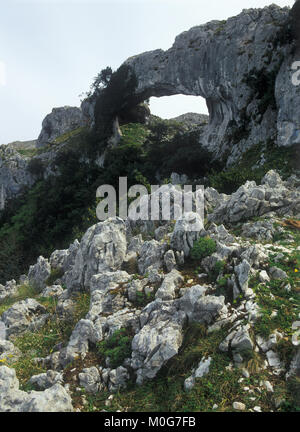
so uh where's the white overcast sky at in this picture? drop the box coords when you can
[0,0,295,144]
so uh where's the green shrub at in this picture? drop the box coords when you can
[190,237,217,261]
[120,123,148,147]
[97,328,133,369]
[94,64,138,138]
[27,158,45,179]
[215,276,230,298]
[17,148,39,158]
[132,290,155,308]
[209,260,226,282]
[46,268,64,286]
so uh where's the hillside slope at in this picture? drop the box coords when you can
[0,3,299,413]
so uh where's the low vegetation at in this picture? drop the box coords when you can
[0,289,90,389]
[0,284,38,316]
[80,324,285,412]
[97,328,133,369]
[190,237,217,261]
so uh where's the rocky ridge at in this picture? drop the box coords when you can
[1,4,299,210]
[122,5,299,163]
[0,170,299,411]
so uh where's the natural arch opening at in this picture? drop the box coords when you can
[149,94,209,121]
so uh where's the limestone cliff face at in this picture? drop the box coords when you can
[0,108,81,208]
[37,106,85,148]
[122,5,298,163]
[0,106,84,207]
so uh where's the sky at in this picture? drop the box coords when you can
[0,0,295,144]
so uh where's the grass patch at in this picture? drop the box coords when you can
[252,280,300,339]
[53,127,85,145]
[17,148,39,158]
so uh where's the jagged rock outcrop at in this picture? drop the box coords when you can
[78,365,129,394]
[7,140,37,152]
[171,212,204,257]
[0,145,34,209]
[178,287,227,324]
[155,269,184,301]
[50,240,80,274]
[65,218,127,292]
[120,5,299,163]
[0,280,17,302]
[0,105,86,209]
[137,240,167,275]
[220,324,254,364]
[208,170,300,225]
[29,370,63,390]
[131,300,187,384]
[37,106,85,148]
[28,256,51,292]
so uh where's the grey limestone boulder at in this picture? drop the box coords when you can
[28,256,51,292]
[138,240,167,275]
[131,301,187,384]
[171,212,204,257]
[0,339,21,364]
[178,286,226,324]
[184,357,212,391]
[29,370,63,390]
[65,218,127,292]
[78,367,101,394]
[0,366,73,412]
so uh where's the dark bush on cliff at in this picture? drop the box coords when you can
[94,65,138,138]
